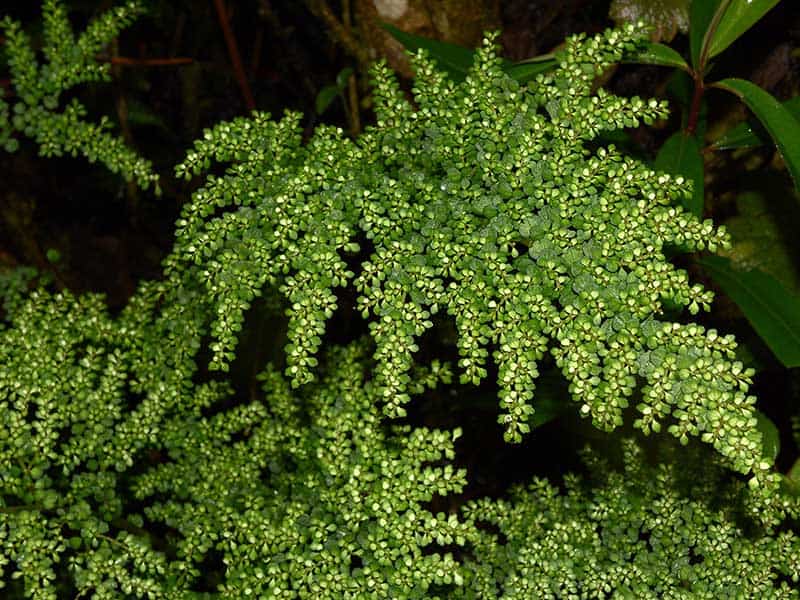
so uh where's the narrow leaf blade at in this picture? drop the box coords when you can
[654,131,704,216]
[315,85,340,115]
[714,78,800,192]
[755,410,780,464]
[505,58,557,83]
[335,66,354,89]
[689,0,722,70]
[382,23,476,81]
[712,96,800,150]
[708,0,780,59]
[627,41,689,70]
[699,255,800,367]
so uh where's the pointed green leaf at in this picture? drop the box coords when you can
[713,78,800,192]
[383,23,548,83]
[708,0,781,59]
[505,58,557,83]
[316,67,354,115]
[654,131,704,216]
[689,0,723,70]
[699,255,800,367]
[712,96,800,150]
[315,85,340,115]
[335,66,354,89]
[382,23,477,81]
[755,410,780,464]
[785,457,800,496]
[627,41,689,71]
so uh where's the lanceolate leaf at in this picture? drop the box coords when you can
[315,85,340,115]
[755,410,780,464]
[383,23,557,83]
[316,67,354,115]
[712,96,800,150]
[654,131,704,216]
[627,41,689,71]
[336,66,354,89]
[714,78,800,192]
[689,0,724,71]
[505,57,558,83]
[699,255,800,368]
[708,0,781,59]
[383,23,478,81]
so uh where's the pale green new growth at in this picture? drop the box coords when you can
[1,0,158,191]
[136,342,469,597]
[171,25,763,479]
[0,281,470,598]
[3,4,799,597]
[0,283,203,599]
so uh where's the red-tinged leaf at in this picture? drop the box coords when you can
[708,0,781,59]
[689,0,724,71]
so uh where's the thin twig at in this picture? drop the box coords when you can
[347,72,360,136]
[251,25,264,77]
[212,0,256,111]
[169,12,186,58]
[104,56,193,67]
[686,76,705,137]
[342,0,351,29]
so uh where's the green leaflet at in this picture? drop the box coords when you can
[712,96,800,150]
[707,0,781,59]
[654,130,704,216]
[382,22,556,83]
[627,41,689,70]
[713,78,800,193]
[699,255,800,367]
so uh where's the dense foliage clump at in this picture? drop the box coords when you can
[2,1,799,598]
[459,440,800,598]
[171,24,763,481]
[2,283,798,598]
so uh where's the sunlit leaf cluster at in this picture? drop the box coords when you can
[0,281,207,599]
[2,281,797,598]
[3,2,800,597]
[172,24,766,480]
